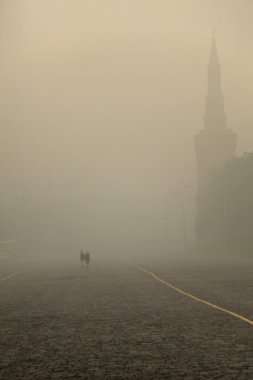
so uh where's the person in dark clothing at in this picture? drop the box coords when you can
[84,249,90,268]
[80,250,85,267]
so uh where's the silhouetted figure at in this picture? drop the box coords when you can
[84,249,90,268]
[80,249,85,267]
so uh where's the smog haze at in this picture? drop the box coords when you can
[1,0,253,255]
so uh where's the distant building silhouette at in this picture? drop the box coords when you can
[195,38,237,195]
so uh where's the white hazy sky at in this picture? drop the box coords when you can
[0,1,253,243]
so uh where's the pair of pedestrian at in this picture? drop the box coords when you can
[80,249,90,268]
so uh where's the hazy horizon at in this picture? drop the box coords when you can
[1,1,253,254]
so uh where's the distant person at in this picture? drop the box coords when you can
[80,249,85,267]
[84,249,90,268]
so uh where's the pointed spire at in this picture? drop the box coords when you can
[209,37,219,66]
[204,36,226,130]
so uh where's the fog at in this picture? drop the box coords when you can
[0,1,253,258]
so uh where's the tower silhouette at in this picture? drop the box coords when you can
[195,38,237,195]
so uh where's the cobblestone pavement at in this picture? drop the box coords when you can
[0,257,252,379]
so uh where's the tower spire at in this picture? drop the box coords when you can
[194,38,237,195]
[204,37,226,130]
[209,36,219,66]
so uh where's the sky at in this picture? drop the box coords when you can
[0,1,253,250]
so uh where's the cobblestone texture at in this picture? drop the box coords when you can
[0,257,252,379]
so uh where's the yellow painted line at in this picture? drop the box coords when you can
[0,272,20,282]
[124,259,253,327]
